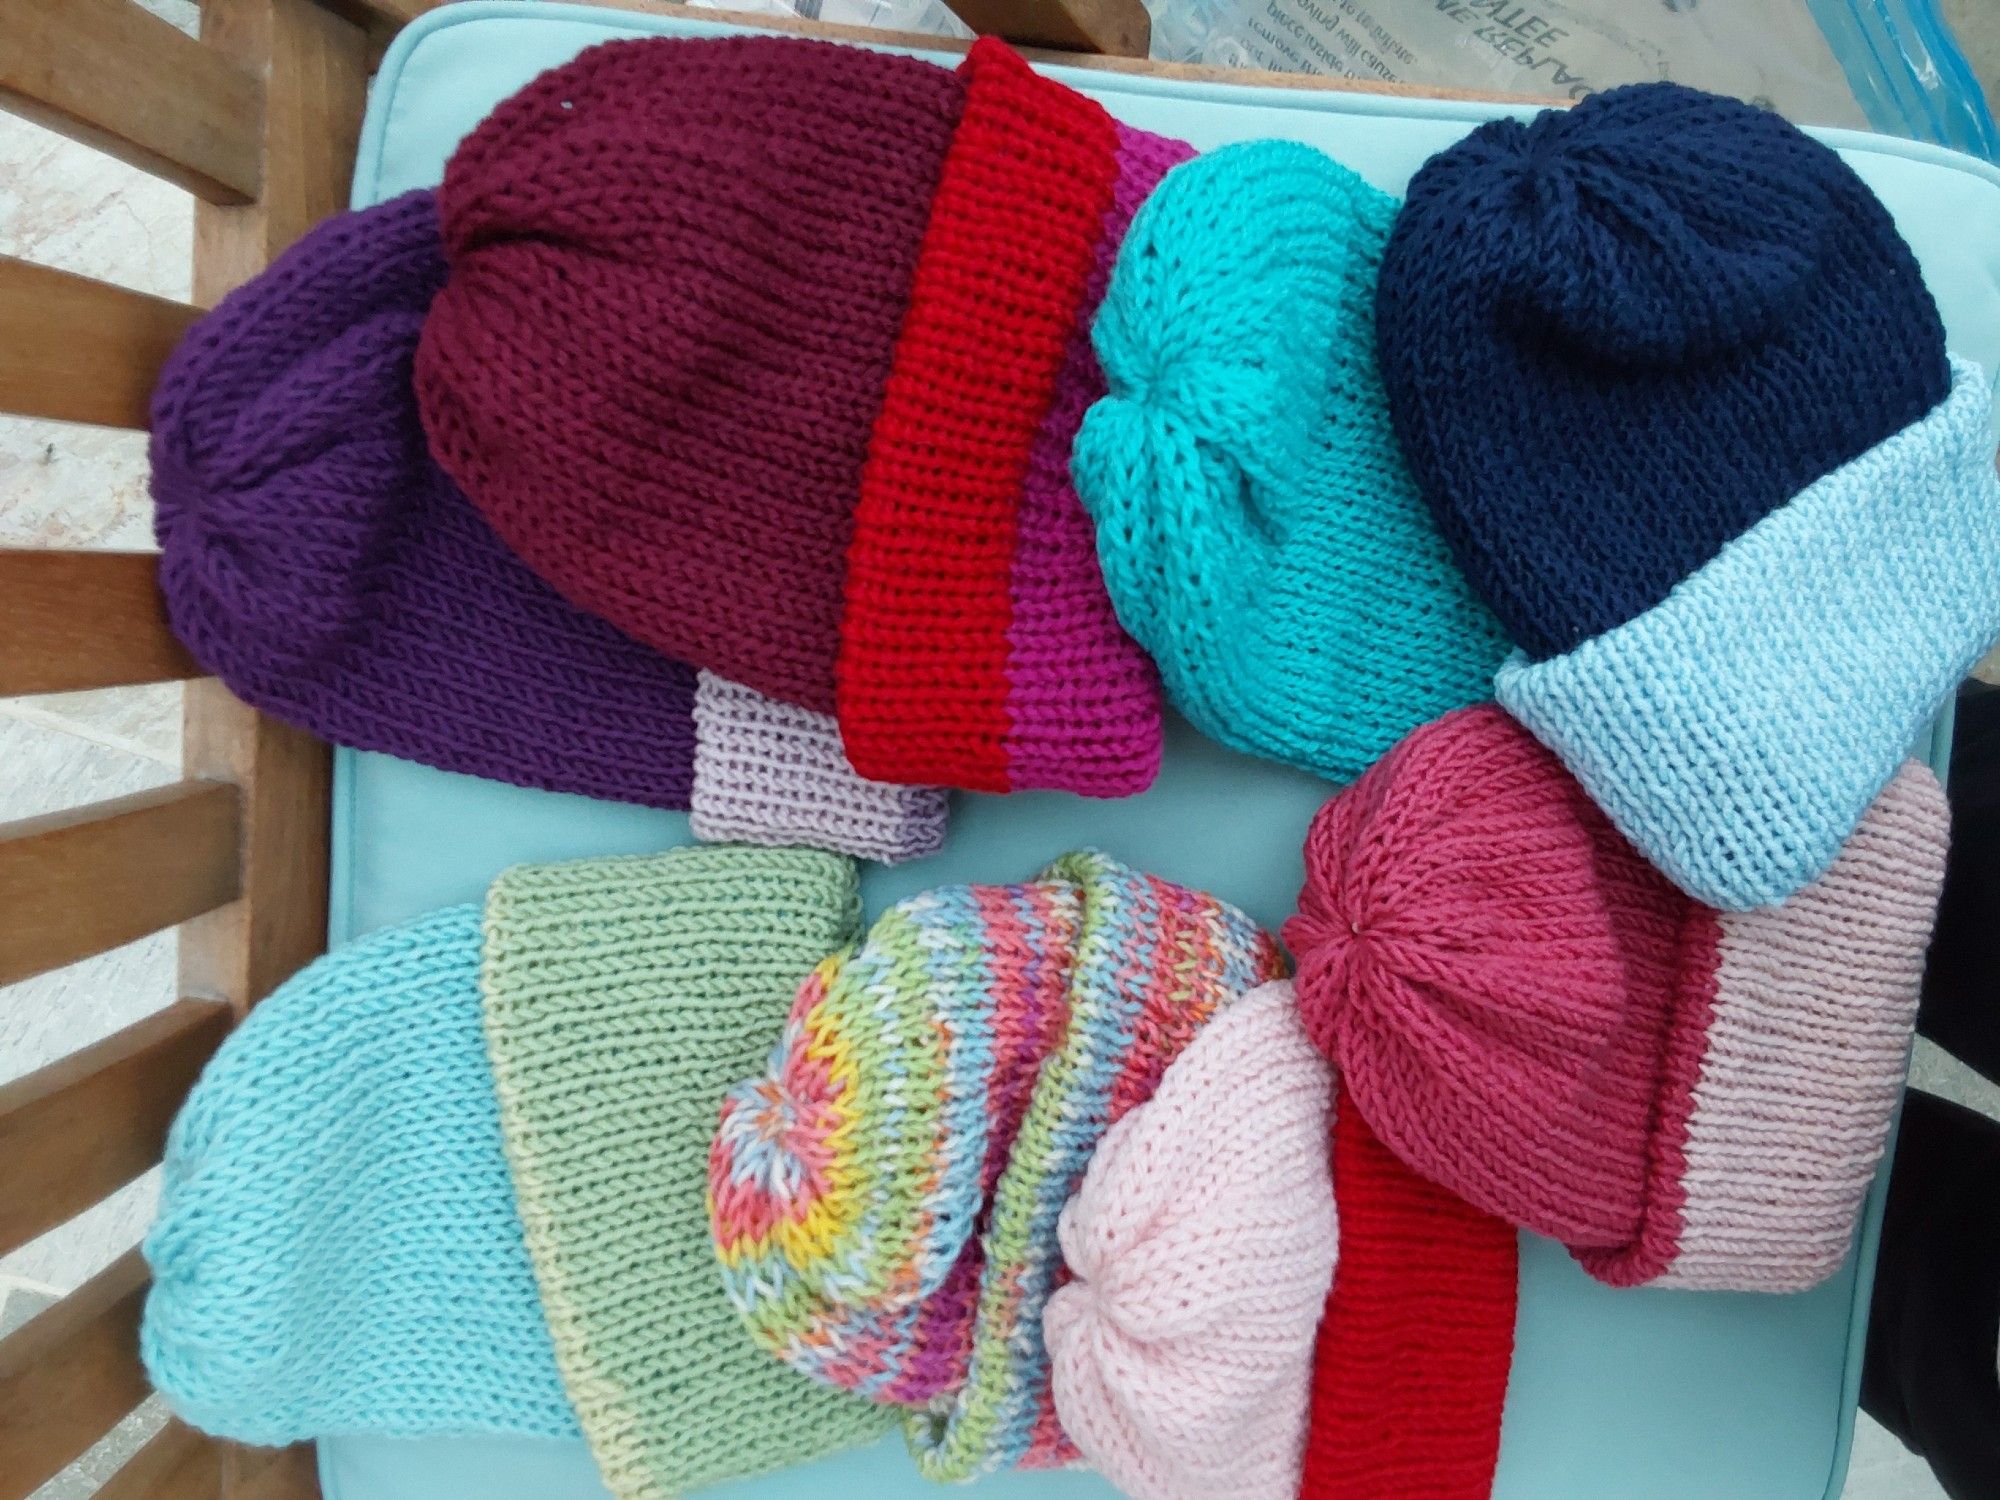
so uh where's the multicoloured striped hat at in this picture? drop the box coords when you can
[708,850,1286,1479]
[1285,704,1949,1291]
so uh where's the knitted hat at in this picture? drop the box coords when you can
[482,847,893,1499]
[1072,141,1509,783]
[417,35,960,714]
[151,190,698,809]
[709,850,1287,1480]
[835,41,1187,796]
[1376,83,2000,908]
[689,672,948,864]
[1044,981,1334,1500]
[143,905,579,1444]
[1299,1093,1517,1500]
[1285,704,1950,1291]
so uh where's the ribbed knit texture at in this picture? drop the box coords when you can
[1377,81,1952,661]
[836,40,1168,796]
[709,850,1285,1480]
[1299,1095,1516,1500]
[151,190,697,808]
[143,906,577,1444]
[1044,982,1333,1500]
[1074,141,1508,783]
[1497,357,2000,909]
[689,672,948,864]
[1600,761,1950,1290]
[1287,705,1949,1291]
[481,848,892,1500]
[417,36,963,712]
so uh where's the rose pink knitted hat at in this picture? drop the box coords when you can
[1044,981,1334,1500]
[1285,704,1948,1291]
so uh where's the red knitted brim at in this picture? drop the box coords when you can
[837,39,1120,792]
[1303,1091,1517,1500]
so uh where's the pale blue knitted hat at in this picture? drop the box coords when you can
[142,905,576,1444]
[1071,140,1509,783]
[1498,358,2000,909]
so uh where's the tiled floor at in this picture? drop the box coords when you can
[4,4,2000,1497]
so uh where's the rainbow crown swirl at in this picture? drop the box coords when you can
[708,850,1287,1477]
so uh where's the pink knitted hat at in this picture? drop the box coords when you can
[1285,704,1948,1291]
[1045,981,1334,1500]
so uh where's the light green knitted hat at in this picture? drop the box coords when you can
[480,845,893,1499]
[1072,140,1510,783]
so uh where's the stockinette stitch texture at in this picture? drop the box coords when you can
[1377,82,2000,907]
[689,672,948,864]
[709,850,1286,1480]
[1073,140,1508,783]
[417,36,962,712]
[1044,981,1334,1500]
[151,189,697,808]
[1286,704,1950,1291]
[142,905,578,1445]
[836,40,1181,797]
[482,847,892,1500]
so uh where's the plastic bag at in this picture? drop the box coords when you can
[709,0,1994,158]
[1140,0,1997,157]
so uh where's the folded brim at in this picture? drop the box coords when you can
[1584,762,1949,1290]
[1498,356,2000,910]
[836,43,1166,797]
[483,848,890,1499]
[690,672,948,863]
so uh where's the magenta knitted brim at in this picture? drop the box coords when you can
[999,121,1190,795]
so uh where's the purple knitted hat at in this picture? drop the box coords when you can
[151,190,698,808]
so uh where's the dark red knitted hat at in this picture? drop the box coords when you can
[417,35,1174,795]
[416,35,962,713]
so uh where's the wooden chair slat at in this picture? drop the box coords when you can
[0,0,265,203]
[0,782,242,987]
[0,1250,150,1500]
[939,0,1148,55]
[0,256,200,430]
[91,1419,221,1500]
[0,550,200,698]
[224,1443,322,1500]
[0,999,233,1258]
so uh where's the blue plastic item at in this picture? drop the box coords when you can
[322,6,2000,1496]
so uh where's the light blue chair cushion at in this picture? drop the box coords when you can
[323,5,2000,1496]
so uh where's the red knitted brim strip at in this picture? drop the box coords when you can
[1303,1092,1518,1500]
[837,39,1120,792]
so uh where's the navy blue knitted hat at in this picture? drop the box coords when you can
[1378,84,2000,908]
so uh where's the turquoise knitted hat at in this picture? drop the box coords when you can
[144,848,891,1496]
[1072,140,1509,783]
[142,905,577,1444]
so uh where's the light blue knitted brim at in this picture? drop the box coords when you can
[142,906,577,1444]
[1499,356,2000,910]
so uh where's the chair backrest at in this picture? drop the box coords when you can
[0,3,1160,1495]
